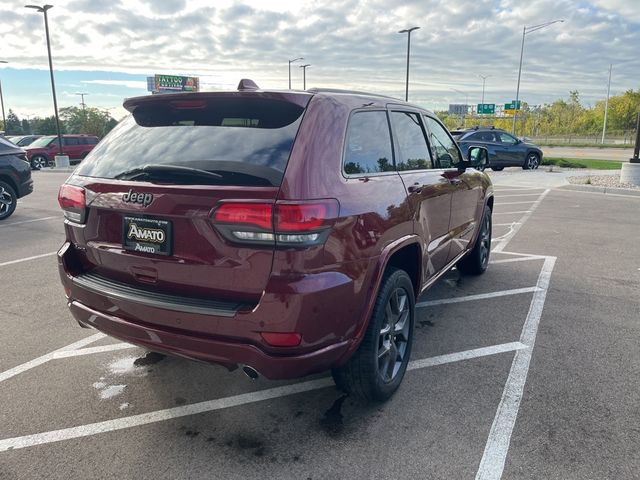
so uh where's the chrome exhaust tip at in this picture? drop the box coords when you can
[241,365,259,380]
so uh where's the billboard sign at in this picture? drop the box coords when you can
[152,74,200,93]
[448,104,468,115]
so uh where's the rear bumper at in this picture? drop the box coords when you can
[58,242,369,380]
[68,300,350,379]
[17,177,33,198]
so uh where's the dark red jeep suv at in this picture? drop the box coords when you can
[57,81,493,401]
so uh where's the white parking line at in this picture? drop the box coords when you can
[493,211,532,215]
[416,287,539,308]
[493,223,521,227]
[0,216,60,227]
[0,252,57,268]
[0,341,526,452]
[52,342,137,359]
[475,256,556,480]
[494,201,538,206]
[495,193,546,198]
[0,333,105,384]
[490,256,545,265]
[492,189,550,253]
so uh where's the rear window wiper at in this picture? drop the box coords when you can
[114,164,223,183]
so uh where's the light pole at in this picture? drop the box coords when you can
[288,57,303,90]
[479,74,491,105]
[398,26,419,102]
[601,64,612,145]
[299,64,310,90]
[512,19,564,135]
[25,4,64,156]
[0,60,7,134]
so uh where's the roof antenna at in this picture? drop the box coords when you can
[237,79,260,91]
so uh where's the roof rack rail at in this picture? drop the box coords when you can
[306,88,398,100]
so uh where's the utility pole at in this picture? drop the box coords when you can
[0,60,7,133]
[288,57,303,90]
[479,74,490,105]
[601,64,612,145]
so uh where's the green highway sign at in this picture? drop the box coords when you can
[477,103,495,115]
[504,100,522,110]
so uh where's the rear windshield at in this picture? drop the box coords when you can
[75,96,307,187]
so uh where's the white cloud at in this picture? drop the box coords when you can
[0,0,638,111]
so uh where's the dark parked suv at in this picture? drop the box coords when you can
[0,136,33,220]
[57,81,493,400]
[452,126,543,170]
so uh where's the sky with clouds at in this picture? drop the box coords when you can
[0,0,638,120]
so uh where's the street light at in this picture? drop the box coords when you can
[288,57,303,90]
[602,64,612,145]
[478,74,491,105]
[25,4,64,156]
[512,19,564,135]
[398,26,420,102]
[0,60,7,134]
[299,64,310,90]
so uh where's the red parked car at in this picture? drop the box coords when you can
[58,81,492,401]
[25,134,99,169]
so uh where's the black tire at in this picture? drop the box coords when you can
[457,205,492,275]
[30,154,48,170]
[332,268,415,402]
[523,152,540,170]
[0,181,18,221]
[491,167,504,171]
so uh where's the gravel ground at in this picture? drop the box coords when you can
[567,174,640,189]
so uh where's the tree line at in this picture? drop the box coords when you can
[1,107,118,138]
[439,89,640,140]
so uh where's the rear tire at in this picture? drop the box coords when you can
[523,153,540,170]
[332,268,415,402]
[0,181,17,221]
[491,167,504,171]
[30,154,48,170]
[457,205,492,275]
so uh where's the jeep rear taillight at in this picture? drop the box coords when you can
[212,200,339,247]
[58,184,86,223]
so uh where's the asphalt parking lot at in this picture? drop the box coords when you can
[1,170,638,480]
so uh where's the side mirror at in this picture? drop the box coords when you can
[466,146,488,170]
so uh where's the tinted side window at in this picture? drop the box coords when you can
[87,137,99,145]
[498,132,517,144]
[423,116,462,168]
[344,111,394,174]
[66,138,80,146]
[390,111,433,171]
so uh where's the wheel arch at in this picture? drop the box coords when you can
[0,174,19,196]
[336,235,422,364]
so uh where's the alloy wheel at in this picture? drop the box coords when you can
[0,187,13,216]
[377,287,411,383]
[479,211,492,267]
[527,154,539,170]
[32,156,48,169]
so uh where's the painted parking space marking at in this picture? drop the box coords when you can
[416,287,539,308]
[493,210,532,215]
[476,256,556,480]
[494,201,539,206]
[0,341,528,453]
[0,252,57,268]
[494,222,521,227]
[495,193,546,198]
[0,216,60,227]
[0,333,106,384]
[52,342,136,359]
[493,189,550,253]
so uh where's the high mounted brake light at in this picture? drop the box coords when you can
[58,184,86,224]
[212,200,339,247]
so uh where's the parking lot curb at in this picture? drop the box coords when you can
[560,184,640,197]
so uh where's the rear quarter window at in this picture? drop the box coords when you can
[75,96,307,187]
[343,110,394,174]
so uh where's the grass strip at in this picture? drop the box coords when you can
[542,157,623,170]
